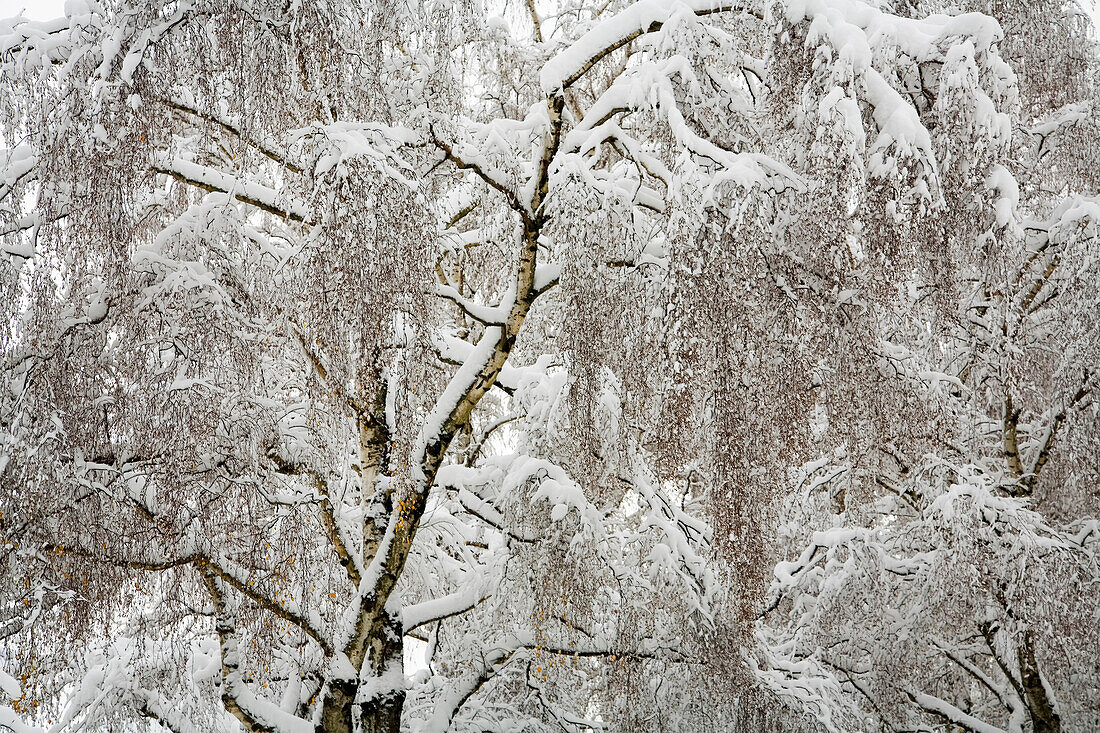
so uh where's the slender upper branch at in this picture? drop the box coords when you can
[269,447,362,587]
[57,542,333,655]
[525,0,544,43]
[164,98,304,173]
[429,127,531,224]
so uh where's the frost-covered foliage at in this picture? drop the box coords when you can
[0,1,1096,732]
[752,2,1100,732]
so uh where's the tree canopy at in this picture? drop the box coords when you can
[0,0,1097,732]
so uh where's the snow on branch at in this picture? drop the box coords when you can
[0,141,37,207]
[540,0,757,94]
[785,0,1003,67]
[416,326,507,475]
[0,15,70,65]
[165,96,304,174]
[432,330,526,394]
[434,283,512,326]
[292,121,421,185]
[559,57,803,199]
[203,574,314,733]
[403,586,490,634]
[430,127,530,222]
[153,156,312,224]
[931,640,1023,720]
[908,689,1008,733]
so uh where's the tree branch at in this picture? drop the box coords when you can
[933,640,1022,716]
[540,1,757,92]
[56,543,333,656]
[525,0,544,43]
[907,689,1007,733]
[1023,372,1091,493]
[201,572,277,733]
[429,127,531,224]
[153,158,312,224]
[163,98,304,173]
[1002,394,1025,479]
[269,452,362,587]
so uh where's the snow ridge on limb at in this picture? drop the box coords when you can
[559,55,805,198]
[540,0,1002,95]
[908,690,1008,733]
[415,325,508,477]
[153,155,312,223]
[0,15,71,66]
[402,585,488,636]
[202,573,314,733]
[786,0,1003,66]
[540,0,756,94]
[432,330,528,392]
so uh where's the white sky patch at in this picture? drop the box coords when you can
[0,0,64,21]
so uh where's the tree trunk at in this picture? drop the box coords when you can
[1020,631,1061,733]
[317,681,357,733]
[356,608,406,733]
[316,679,404,733]
[360,693,405,733]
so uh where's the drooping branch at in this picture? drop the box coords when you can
[428,647,519,731]
[1019,256,1061,314]
[1001,371,1092,497]
[429,635,672,730]
[429,128,531,223]
[268,451,361,587]
[0,16,70,62]
[907,689,1008,733]
[153,157,312,223]
[55,543,333,656]
[202,559,332,651]
[199,557,334,656]
[464,414,518,467]
[163,98,304,173]
[979,622,1028,705]
[445,199,480,230]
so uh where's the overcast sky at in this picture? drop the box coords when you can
[0,0,64,20]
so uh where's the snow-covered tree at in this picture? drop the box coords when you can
[756,2,1100,732]
[0,1,1096,732]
